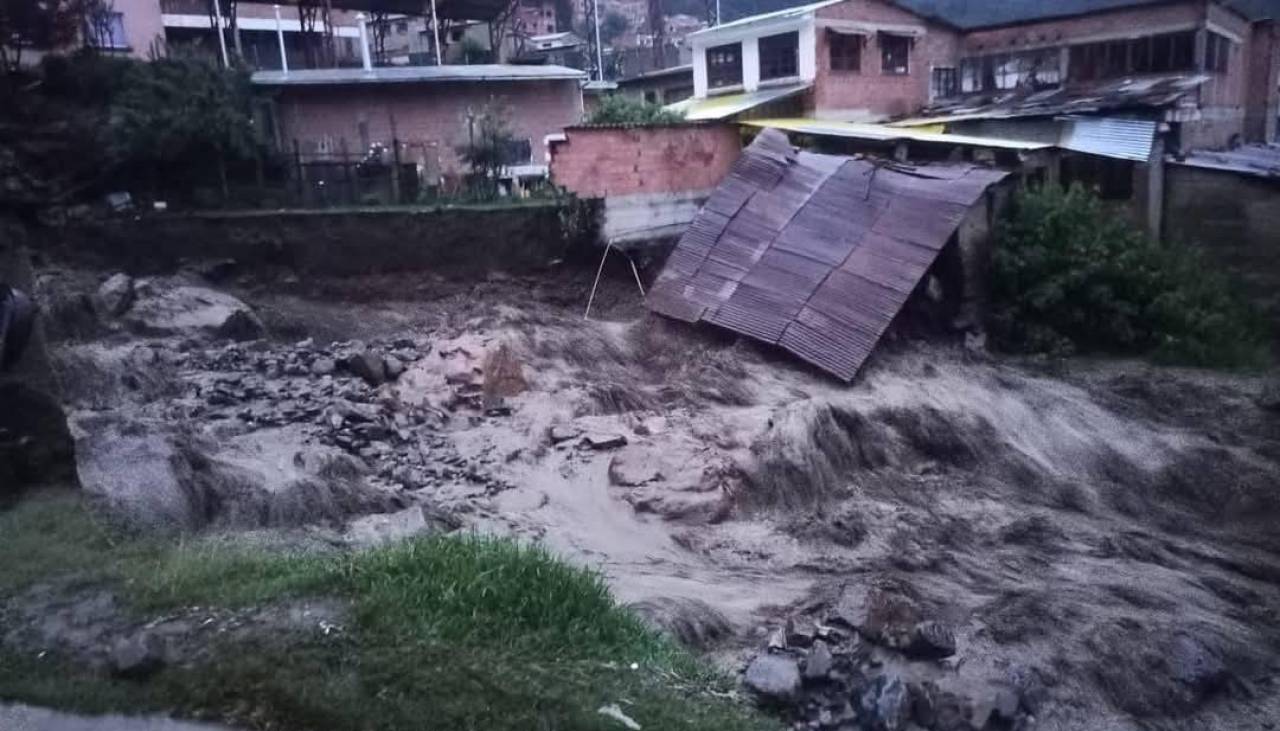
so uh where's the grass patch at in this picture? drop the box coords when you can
[0,491,775,731]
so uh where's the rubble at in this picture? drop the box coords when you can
[95,273,134,316]
[743,654,802,703]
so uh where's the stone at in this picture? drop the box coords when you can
[608,447,666,487]
[311,358,336,376]
[95,273,134,316]
[743,654,801,703]
[342,352,386,387]
[787,618,818,648]
[110,633,165,679]
[860,674,911,731]
[215,309,265,342]
[992,688,1020,721]
[549,425,582,444]
[482,342,527,398]
[581,433,627,451]
[383,355,405,380]
[766,626,787,650]
[905,620,957,660]
[803,640,833,681]
[1170,635,1230,697]
[1257,381,1280,412]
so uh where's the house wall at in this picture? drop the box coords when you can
[812,0,959,121]
[1244,20,1280,143]
[272,79,584,180]
[113,0,168,58]
[549,123,741,243]
[1164,163,1280,334]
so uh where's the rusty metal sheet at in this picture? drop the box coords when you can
[648,128,1008,382]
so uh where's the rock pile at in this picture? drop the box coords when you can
[744,588,1031,731]
[183,337,513,495]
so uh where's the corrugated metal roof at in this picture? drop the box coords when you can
[1059,117,1156,162]
[743,117,1051,150]
[647,128,1007,382]
[1172,144,1280,179]
[691,0,843,38]
[251,65,586,86]
[721,0,1278,30]
[664,83,810,120]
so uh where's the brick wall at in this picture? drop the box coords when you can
[811,0,959,121]
[114,0,167,59]
[1245,21,1280,143]
[549,124,742,198]
[272,79,584,179]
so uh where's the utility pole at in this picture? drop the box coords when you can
[592,0,604,81]
[274,4,289,72]
[430,0,442,65]
[211,0,230,67]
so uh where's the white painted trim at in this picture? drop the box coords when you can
[798,18,816,82]
[692,44,709,97]
[162,13,360,37]
[743,36,760,91]
[690,16,808,49]
[1205,20,1243,45]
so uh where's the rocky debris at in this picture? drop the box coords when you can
[804,640,833,680]
[744,654,802,703]
[859,674,910,731]
[382,355,405,380]
[345,506,435,547]
[482,342,527,399]
[905,620,956,660]
[342,351,387,386]
[110,632,166,679]
[581,432,628,451]
[311,357,336,376]
[549,424,582,444]
[608,447,666,486]
[214,309,265,342]
[96,273,134,316]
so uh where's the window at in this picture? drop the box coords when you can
[828,31,861,72]
[958,49,1059,93]
[1205,31,1231,74]
[1070,31,1196,81]
[88,12,128,50]
[880,33,910,75]
[759,31,799,80]
[644,90,657,103]
[931,67,958,98]
[395,20,409,34]
[707,42,743,89]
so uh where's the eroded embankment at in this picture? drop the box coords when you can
[20,263,1280,731]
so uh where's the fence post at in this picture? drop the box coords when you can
[293,138,304,204]
[391,136,402,204]
[340,136,352,205]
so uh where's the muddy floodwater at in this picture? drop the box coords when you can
[11,265,1280,731]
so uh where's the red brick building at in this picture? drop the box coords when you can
[254,65,586,182]
[678,0,1280,149]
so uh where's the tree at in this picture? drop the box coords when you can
[587,95,684,124]
[108,57,257,200]
[0,0,107,74]
[600,11,627,45]
[458,103,517,199]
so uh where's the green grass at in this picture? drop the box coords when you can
[0,491,776,731]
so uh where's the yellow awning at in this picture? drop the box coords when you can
[665,83,810,121]
[741,117,1050,151]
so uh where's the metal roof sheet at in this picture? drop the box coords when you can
[251,65,586,86]
[743,117,1051,150]
[1060,117,1156,162]
[1172,144,1280,179]
[664,83,811,120]
[647,128,1007,382]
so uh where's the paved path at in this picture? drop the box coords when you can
[0,704,236,731]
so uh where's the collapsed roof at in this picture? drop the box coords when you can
[647,129,1007,382]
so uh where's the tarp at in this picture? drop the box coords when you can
[647,129,1007,382]
[665,83,810,121]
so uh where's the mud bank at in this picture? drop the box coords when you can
[18,261,1280,731]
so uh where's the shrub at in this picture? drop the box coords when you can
[587,95,685,125]
[989,184,1268,368]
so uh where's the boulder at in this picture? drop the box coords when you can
[382,355,405,380]
[743,654,801,703]
[342,352,387,387]
[110,632,166,679]
[125,281,259,339]
[905,620,957,660]
[608,447,666,486]
[803,640,833,681]
[549,425,582,444]
[581,433,628,451]
[860,674,910,731]
[482,342,527,399]
[95,273,134,316]
[215,309,265,342]
[311,357,336,376]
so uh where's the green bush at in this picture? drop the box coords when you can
[989,184,1268,368]
[587,95,685,125]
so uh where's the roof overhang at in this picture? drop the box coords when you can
[743,118,1051,151]
[665,82,810,121]
[252,64,587,86]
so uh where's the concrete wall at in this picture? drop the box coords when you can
[811,0,959,121]
[114,0,167,58]
[49,203,595,276]
[1164,164,1280,326]
[548,123,742,244]
[272,79,584,180]
[1245,20,1280,143]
